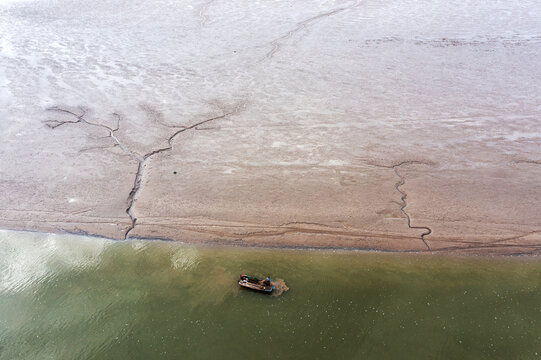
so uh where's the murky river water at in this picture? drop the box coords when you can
[1,230,541,359]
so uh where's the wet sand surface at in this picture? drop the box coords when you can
[1,0,541,254]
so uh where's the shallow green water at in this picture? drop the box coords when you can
[1,231,541,359]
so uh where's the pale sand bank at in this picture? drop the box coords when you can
[1,0,540,255]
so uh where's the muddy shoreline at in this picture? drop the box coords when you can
[2,225,539,256]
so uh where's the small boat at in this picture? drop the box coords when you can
[238,274,274,293]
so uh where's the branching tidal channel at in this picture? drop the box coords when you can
[45,104,244,239]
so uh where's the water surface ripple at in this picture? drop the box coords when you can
[1,230,541,359]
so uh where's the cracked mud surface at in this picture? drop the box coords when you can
[1,0,541,254]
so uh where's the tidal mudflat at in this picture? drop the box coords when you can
[1,0,541,254]
[1,230,541,359]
